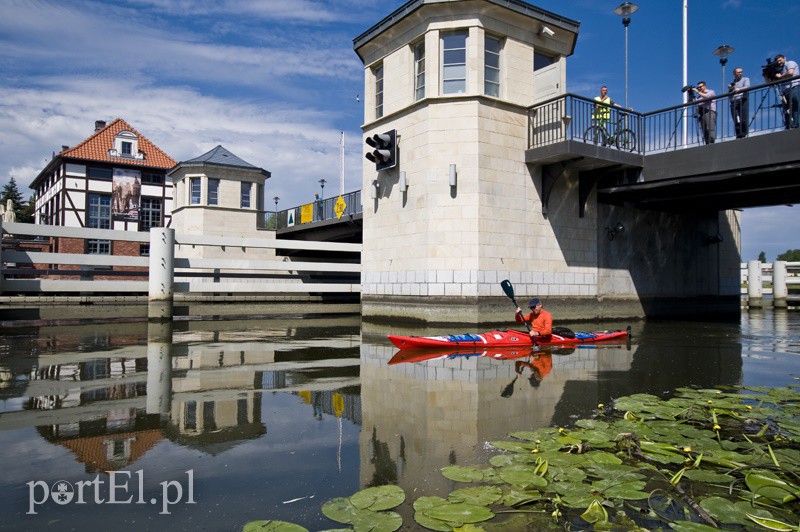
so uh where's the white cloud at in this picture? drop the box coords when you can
[0,79,364,208]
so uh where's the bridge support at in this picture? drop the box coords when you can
[773,260,788,308]
[747,260,763,308]
[146,321,173,415]
[148,227,175,320]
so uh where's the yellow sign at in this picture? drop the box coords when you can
[334,195,347,220]
[300,203,313,224]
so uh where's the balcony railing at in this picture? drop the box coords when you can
[528,75,800,154]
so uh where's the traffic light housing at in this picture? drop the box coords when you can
[365,129,397,171]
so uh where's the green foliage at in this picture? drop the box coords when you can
[1,177,25,215]
[777,249,800,261]
[759,251,767,263]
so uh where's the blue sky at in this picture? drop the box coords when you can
[0,0,797,260]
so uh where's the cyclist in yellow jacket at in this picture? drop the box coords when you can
[593,86,614,130]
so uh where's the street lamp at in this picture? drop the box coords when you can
[613,2,638,109]
[273,196,279,211]
[319,179,326,199]
[713,45,735,94]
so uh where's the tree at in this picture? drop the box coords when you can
[17,194,35,224]
[1,177,25,215]
[758,251,767,263]
[776,249,800,262]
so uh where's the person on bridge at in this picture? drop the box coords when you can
[515,297,553,341]
[770,55,799,129]
[729,67,750,138]
[692,81,717,144]
[592,86,615,131]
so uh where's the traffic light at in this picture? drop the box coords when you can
[365,129,397,171]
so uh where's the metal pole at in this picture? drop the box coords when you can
[683,0,688,145]
[625,24,629,109]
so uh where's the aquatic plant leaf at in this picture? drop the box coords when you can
[668,521,720,531]
[413,496,449,513]
[575,419,610,430]
[489,455,514,467]
[321,498,358,524]
[550,466,587,483]
[698,497,773,525]
[352,509,402,532]
[592,479,646,493]
[602,487,650,500]
[560,492,604,509]
[580,499,608,524]
[243,521,309,532]
[489,441,535,453]
[442,466,485,482]
[497,465,548,488]
[413,510,459,531]
[424,503,495,524]
[503,489,542,507]
[350,485,405,511]
[448,486,503,506]
[682,470,735,484]
[587,452,623,465]
[745,471,800,504]
[746,514,797,531]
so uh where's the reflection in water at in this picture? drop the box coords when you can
[0,312,797,529]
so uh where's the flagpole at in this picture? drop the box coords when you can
[682,0,688,145]
[340,131,345,196]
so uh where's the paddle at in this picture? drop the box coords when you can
[500,279,531,333]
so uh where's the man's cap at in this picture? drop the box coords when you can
[528,298,541,308]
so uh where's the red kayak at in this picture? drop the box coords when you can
[388,327,630,349]
[389,346,540,365]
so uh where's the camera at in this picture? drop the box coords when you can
[681,84,696,93]
[762,57,783,80]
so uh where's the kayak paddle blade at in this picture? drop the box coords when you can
[500,279,517,305]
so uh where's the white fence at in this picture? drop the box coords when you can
[1,221,361,308]
[740,260,800,307]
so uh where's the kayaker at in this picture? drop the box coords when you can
[515,297,553,340]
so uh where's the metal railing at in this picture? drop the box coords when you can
[528,75,800,154]
[272,189,362,231]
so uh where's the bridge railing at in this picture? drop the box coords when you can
[528,93,644,153]
[642,75,800,152]
[528,75,800,154]
[274,189,362,231]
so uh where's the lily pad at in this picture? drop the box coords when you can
[448,486,503,506]
[424,503,495,524]
[497,465,548,489]
[441,466,485,483]
[587,452,623,465]
[581,500,608,524]
[682,470,735,484]
[503,489,542,507]
[489,441,535,453]
[352,509,402,532]
[321,497,358,524]
[699,496,773,525]
[350,485,405,511]
[243,521,309,532]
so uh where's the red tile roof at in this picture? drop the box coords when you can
[61,118,177,169]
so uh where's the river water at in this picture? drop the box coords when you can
[0,310,797,530]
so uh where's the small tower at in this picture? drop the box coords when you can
[168,146,271,259]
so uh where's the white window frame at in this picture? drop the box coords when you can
[484,34,502,97]
[413,41,425,101]
[208,178,219,206]
[374,63,384,118]
[190,178,201,205]
[240,182,251,209]
[441,30,467,95]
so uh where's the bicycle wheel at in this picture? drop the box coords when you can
[583,125,606,146]
[615,129,637,152]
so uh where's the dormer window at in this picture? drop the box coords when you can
[109,130,144,160]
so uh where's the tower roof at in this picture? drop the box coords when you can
[169,145,270,178]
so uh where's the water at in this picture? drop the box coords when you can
[0,310,797,530]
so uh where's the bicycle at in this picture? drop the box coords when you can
[582,115,637,152]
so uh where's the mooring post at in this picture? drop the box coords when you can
[747,260,763,309]
[148,227,175,320]
[772,260,788,308]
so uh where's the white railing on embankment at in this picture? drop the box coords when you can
[740,260,800,308]
[0,221,360,317]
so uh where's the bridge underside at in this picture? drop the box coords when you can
[528,128,800,214]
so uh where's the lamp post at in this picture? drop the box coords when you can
[614,2,639,109]
[273,196,279,211]
[713,45,735,94]
[319,179,326,200]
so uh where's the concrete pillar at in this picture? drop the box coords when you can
[747,260,763,309]
[146,321,173,415]
[773,260,788,308]
[148,227,175,320]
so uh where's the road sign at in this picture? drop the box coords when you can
[334,195,347,220]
